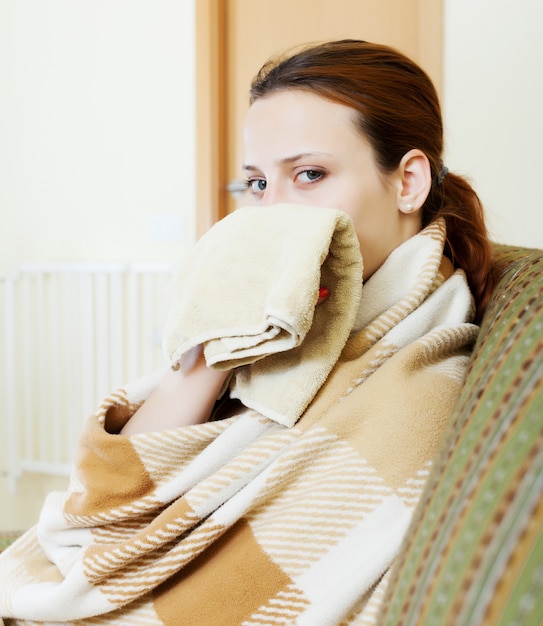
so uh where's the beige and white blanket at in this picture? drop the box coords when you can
[0,207,478,625]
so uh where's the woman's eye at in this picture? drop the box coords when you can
[297,169,323,183]
[247,179,267,194]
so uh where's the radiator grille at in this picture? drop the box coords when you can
[4,263,175,488]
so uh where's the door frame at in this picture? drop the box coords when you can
[195,0,228,237]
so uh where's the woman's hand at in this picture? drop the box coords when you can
[119,350,230,435]
[118,287,328,435]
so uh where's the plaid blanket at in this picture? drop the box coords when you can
[0,218,477,625]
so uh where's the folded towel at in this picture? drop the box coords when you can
[162,204,363,427]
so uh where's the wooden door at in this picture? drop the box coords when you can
[195,0,443,236]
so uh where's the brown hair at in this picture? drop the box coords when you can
[250,40,498,322]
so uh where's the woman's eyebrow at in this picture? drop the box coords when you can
[243,152,332,171]
[242,163,260,172]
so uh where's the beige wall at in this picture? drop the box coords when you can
[2,0,541,276]
[0,0,196,277]
[0,0,196,480]
[443,0,543,248]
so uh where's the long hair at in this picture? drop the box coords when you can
[250,40,498,321]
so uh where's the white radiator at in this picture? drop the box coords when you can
[4,262,175,489]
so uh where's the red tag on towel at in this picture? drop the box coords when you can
[318,287,329,304]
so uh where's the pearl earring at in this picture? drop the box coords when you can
[405,203,414,213]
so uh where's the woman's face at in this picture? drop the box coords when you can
[242,89,420,279]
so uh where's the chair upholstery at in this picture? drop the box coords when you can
[0,531,23,554]
[379,244,543,625]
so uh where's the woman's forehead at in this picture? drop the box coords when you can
[243,91,366,159]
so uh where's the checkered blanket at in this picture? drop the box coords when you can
[0,218,477,625]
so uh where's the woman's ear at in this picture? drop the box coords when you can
[396,149,432,215]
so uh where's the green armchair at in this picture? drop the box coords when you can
[379,244,543,625]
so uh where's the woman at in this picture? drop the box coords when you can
[0,40,496,625]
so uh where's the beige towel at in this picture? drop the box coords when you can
[162,204,363,427]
